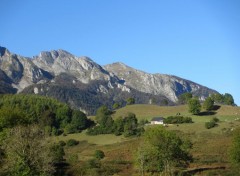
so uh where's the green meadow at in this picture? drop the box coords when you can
[52,104,240,175]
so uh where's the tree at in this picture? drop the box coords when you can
[87,106,114,135]
[123,113,138,137]
[113,117,124,136]
[223,93,234,105]
[178,93,192,104]
[70,110,89,131]
[210,93,224,104]
[0,94,91,136]
[94,150,105,160]
[50,144,65,163]
[126,97,135,105]
[56,105,71,128]
[40,110,56,128]
[1,125,55,175]
[112,102,120,110]
[0,107,28,131]
[211,93,234,105]
[95,105,112,126]
[188,98,201,115]
[136,126,192,175]
[66,139,79,146]
[203,97,214,111]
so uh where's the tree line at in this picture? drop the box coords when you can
[86,105,144,137]
[0,94,93,135]
[177,92,235,115]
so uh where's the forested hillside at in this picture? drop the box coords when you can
[0,94,93,134]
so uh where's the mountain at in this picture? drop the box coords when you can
[104,62,216,102]
[0,46,218,114]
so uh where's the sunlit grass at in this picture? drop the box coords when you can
[52,130,128,145]
[54,104,240,175]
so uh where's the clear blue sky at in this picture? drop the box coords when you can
[1,0,240,105]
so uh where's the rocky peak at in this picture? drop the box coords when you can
[33,49,116,84]
[0,46,218,107]
[36,49,74,65]
[105,62,217,102]
[0,46,10,57]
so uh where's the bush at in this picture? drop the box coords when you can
[205,121,216,129]
[126,97,135,105]
[59,140,66,146]
[66,139,79,146]
[136,127,145,137]
[64,124,77,134]
[87,159,101,169]
[68,154,78,164]
[50,144,65,163]
[86,126,113,135]
[94,150,105,160]
[212,117,219,123]
[164,116,193,124]
[139,119,149,126]
[205,118,220,129]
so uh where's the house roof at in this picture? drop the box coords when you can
[151,117,164,121]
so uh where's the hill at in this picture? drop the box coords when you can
[113,104,240,119]
[54,104,240,175]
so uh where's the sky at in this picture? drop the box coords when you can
[1,0,240,105]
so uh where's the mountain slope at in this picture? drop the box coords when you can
[32,50,116,84]
[104,62,217,102]
[0,46,218,114]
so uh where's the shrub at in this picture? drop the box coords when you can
[212,117,219,123]
[66,139,79,146]
[164,116,193,124]
[87,159,101,169]
[68,154,78,164]
[94,150,105,160]
[64,124,77,134]
[205,118,220,129]
[205,121,216,129]
[59,140,66,146]
[50,144,65,163]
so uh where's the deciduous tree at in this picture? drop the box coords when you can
[126,97,135,105]
[223,93,234,105]
[112,102,120,110]
[188,98,201,115]
[1,125,56,176]
[203,97,214,111]
[136,126,192,175]
[178,93,192,104]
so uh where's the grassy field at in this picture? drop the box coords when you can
[113,104,189,120]
[52,131,129,145]
[113,104,240,121]
[53,104,240,175]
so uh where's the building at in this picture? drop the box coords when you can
[151,117,165,125]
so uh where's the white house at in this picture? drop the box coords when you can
[151,117,165,125]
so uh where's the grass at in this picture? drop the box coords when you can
[52,130,129,145]
[54,104,240,175]
[113,104,240,122]
[113,104,189,120]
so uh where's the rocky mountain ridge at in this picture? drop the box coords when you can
[104,62,213,102]
[0,46,218,114]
